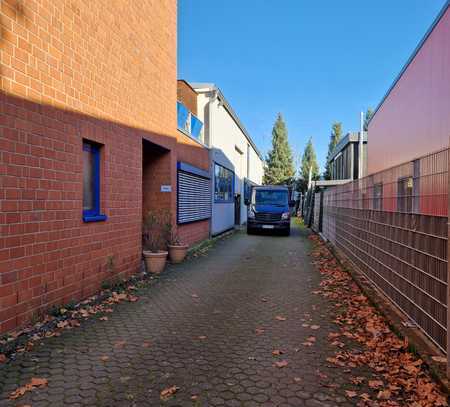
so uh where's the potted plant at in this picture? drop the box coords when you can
[163,213,189,264]
[142,210,168,274]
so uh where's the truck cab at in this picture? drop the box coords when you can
[245,185,292,236]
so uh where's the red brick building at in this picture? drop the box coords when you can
[0,0,210,333]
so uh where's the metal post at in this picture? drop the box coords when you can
[359,111,364,179]
[447,140,450,377]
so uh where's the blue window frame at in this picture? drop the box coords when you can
[82,141,107,222]
[177,101,189,131]
[190,115,203,140]
[214,163,234,203]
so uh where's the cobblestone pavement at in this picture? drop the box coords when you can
[1,223,380,406]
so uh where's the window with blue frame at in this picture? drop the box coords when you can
[177,101,203,141]
[214,163,233,202]
[82,141,107,222]
[177,101,189,132]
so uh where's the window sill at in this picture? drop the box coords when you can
[83,214,108,223]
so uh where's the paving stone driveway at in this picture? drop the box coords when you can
[1,223,368,406]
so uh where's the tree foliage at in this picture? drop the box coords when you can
[263,113,295,185]
[324,122,342,180]
[363,108,373,132]
[300,138,319,183]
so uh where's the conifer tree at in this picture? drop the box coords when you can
[263,113,295,185]
[324,122,342,180]
[301,138,319,183]
[363,108,374,131]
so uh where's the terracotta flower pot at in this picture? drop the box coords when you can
[168,244,189,264]
[143,250,168,274]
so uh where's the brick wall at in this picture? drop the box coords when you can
[177,80,198,115]
[0,0,210,333]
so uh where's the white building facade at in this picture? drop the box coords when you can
[191,83,264,235]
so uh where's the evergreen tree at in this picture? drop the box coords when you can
[263,113,295,185]
[300,138,320,183]
[324,122,342,180]
[363,108,373,131]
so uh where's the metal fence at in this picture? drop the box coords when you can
[321,148,448,353]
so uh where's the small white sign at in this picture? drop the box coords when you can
[161,185,172,193]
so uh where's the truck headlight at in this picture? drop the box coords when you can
[281,212,290,220]
[248,210,255,219]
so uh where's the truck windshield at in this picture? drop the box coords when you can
[254,190,288,206]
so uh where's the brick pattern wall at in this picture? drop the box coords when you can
[0,96,144,332]
[0,0,177,135]
[178,220,210,247]
[177,80,198,116]
[0,0,210,334]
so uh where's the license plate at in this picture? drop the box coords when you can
[262,225,274,229]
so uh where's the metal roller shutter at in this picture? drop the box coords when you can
[177,171,211,224]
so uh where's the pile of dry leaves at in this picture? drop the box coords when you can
[0,277,144,365]
[309,234,448,407]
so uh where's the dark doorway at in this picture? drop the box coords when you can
[234,193,241,225]
[142,139,171,219]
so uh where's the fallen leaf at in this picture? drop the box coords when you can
[100,356,110,362]
[0,354,6,364]
[368,380,383,389]
[191,395,198,401]
[275,316,287,321]
[377,390,391,400]
[431,356,447,364]
[255,328,265,335]
[9,377,48,400]
[57,321,68,329]
[272,349,284,356]
[198,336,207,340]
[274,360,288,368]
[345,390,357,398]
[9,387,28,400]
[359,393,371,401]
[310,325,320,330]
[350,376,364,385]
[128,295,138,302]
[160,385,179,400]
[261,297,268,302]
[142,341,152,348]
[191,294,199,298]
[99,316,109,321]
[293,377,302,383]
[30,378,48,387]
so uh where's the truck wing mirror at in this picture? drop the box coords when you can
[244,198,250,206]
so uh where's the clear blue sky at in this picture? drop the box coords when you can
[178,1,447,172]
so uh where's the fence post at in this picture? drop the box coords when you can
[448,144,450,378]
